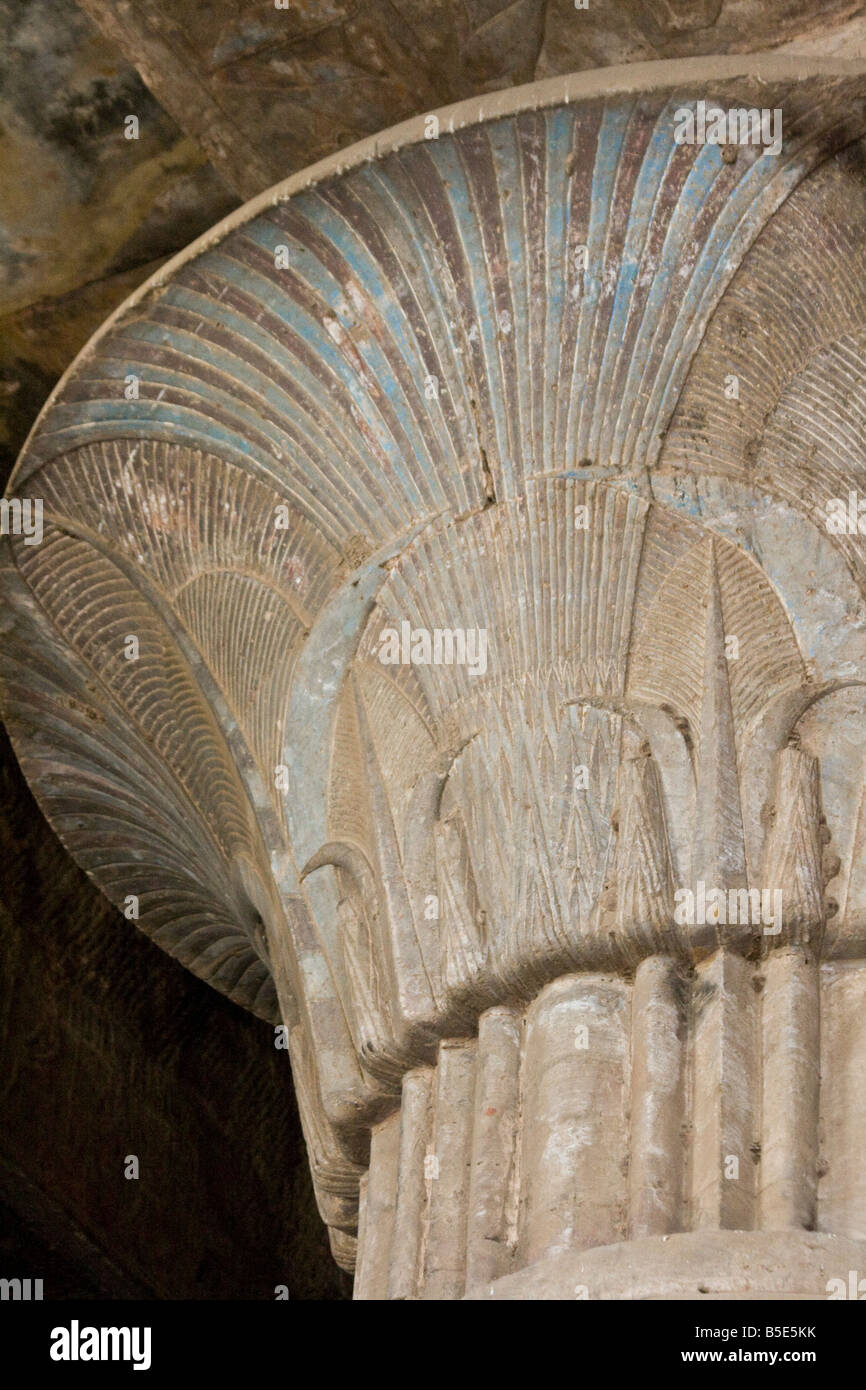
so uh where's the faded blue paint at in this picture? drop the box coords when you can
[110,301,408,531]
[245,209,440,512]
[358,161,481,511]
[542,106,573,474]
[426,133,512,479]
[197,246,424,505]
[636,135,822,466]
[568,100,632,466]
[593,99,680,465]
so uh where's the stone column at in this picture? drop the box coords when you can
[2,57,866,1299]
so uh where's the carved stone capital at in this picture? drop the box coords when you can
[4,56,866,1294]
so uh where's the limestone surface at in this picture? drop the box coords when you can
[3,54,866,1298]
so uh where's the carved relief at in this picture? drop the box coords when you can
[3,60,866,1292]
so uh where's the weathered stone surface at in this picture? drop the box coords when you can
[0,0,239,475]
[0,726,347,1299]
[4,52,866,1297]
[5,0,866,520]
[76,0,866,196]
[466,1230,866,1300]
[0,0,233,317]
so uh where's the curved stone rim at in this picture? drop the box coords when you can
[8,50,866,489]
